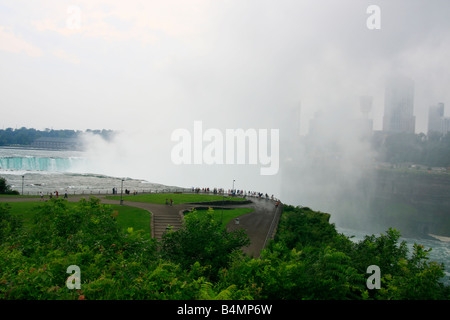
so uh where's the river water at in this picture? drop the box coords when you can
[1,146,448,285]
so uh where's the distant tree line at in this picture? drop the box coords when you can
[374,131,450,168]
[0,127,115,146]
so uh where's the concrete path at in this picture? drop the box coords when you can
[225,197,282,257]
[0,195,281,257]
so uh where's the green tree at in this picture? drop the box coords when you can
[273,205,341,251]
[0,177,19,195]
[0,197,161,299]
[348,228,449,300]
[160,208,250,280]
[1,197,448,300]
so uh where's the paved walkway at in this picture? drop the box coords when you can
[0,195,281,257]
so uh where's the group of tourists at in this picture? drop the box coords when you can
[40,190,68,200]
[190,186,280,203]
[124,189,137,195]
[191,187,225,194]
[112,187,138,195]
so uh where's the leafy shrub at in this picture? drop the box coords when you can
[160,208,249,280]
[0,198,448,300]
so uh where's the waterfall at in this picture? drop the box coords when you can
[0,156,85,172]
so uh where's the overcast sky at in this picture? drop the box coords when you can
[2,1,450,202]
[1,0,450,134]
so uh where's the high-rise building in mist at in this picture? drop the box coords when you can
[428,103,450,135]
[308,96,373,139]
[358,95,374,138]
[382,76,416,133]
[284,102,302,139]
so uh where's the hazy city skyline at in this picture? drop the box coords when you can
[428,102,450,135]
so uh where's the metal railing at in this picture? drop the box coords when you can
[20,189,282,201]
[261,201,283,256]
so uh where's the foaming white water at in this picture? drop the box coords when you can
[429,234,450,243]
[79,130,282,196]
[0,145,182,195]
[3,171,179,196]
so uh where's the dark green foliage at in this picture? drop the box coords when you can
[219,206,366,300]
[0,198,448,300]
[350,228,409,276]
[0,198,251,299]
[218,245,364,300]
[0,177,20,195]
[0,203,23,241]
[273,205,340,250]
[24,198,126,256]
[160,208,250,280]
[349,228,449,300]
[260,206,449,300]
[0,198,161,299]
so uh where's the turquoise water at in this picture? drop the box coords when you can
[0,156,85,171]
[0,147,85,171]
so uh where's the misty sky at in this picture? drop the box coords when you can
[1,0,450,202]
[1,0,450,133]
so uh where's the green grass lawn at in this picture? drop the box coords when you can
[109,204,151,233]
[3,201,40,226]
[187,207,254,228]
[3,200,151,233]
[105,193,247,205]
[2,196,252,235]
